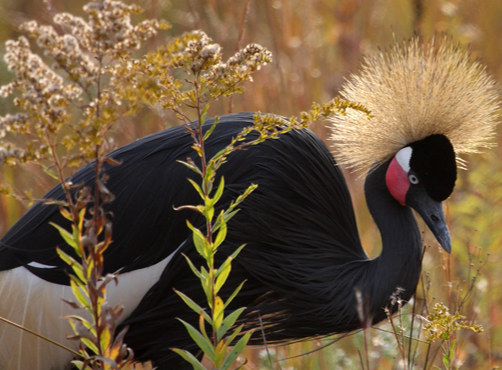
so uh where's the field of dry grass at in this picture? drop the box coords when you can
[0,0,501,369]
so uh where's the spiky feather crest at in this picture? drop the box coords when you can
[330,37,501,173]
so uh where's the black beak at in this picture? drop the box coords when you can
[406,187,452,253]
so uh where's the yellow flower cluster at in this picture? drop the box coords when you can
[423,303,483,342]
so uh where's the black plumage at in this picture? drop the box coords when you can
[0,113,448,369]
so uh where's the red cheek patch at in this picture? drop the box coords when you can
[386,157,410,206]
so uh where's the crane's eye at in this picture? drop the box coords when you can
[409,174,419,184]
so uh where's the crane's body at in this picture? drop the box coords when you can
[0,38,499,369]
[0,113,449,369]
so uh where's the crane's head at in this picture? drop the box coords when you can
[385,134,456,253]
[330,37,501,253]
[330,37,500,178]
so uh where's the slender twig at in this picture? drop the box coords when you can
[358,349,366,370]
[258,314,276,369]
[423,341,432,370]
[425,341,443,370]
[388,309,407,369]
[280,331,357,360]
[362,328,371,370]
[0,316,81,357]
[407,296,417,367]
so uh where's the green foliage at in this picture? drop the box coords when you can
[162,30,271,368]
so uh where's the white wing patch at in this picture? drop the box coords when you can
[27,262,57,269]
[0,242,185,370]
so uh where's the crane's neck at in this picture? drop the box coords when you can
[363,160,423,320]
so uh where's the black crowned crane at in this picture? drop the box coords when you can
[0,40,499,369]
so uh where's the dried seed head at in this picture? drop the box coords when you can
[330,37,501,173]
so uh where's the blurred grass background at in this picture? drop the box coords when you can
[0,0,501,369]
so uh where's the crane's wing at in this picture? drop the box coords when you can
[0,113,365,285]
[0,113,252,283]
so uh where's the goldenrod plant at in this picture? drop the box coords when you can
[423,303,483,370]
[133,30,366,368]
[0,1,168,368]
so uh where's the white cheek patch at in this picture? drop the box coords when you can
[395,146,412,173]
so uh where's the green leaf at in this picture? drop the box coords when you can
[42,166,60,180]
[217,307,246,342]
[200,104,210,126]
[78,207,86,227]
[187,178,205,200]
[442,354,449,369]
[70,279,90,309]
[86,258,94,282]
[71,360,83,370]
[80,337,99,355]
[213,296,224,330]
[224,325,243,349]
[225,280,246,308]
[186,220,207,258]
[177,318,214,359]
[100,325,111,352]
[211,177,225,205]
[174,289,212,324]
[213,218,227,250]
[214,340,228,368]
[71,224,82,258]
[69,274,86,290]
[443,339,456,369]
[56,248,85,283]
[214,325,245,367]
[204,161,216,189]
[50,222,78,250]
[214,257,231,295]
[212,211,225,232]
[212,147,231,163]
[181,254,205,281]
[177,160,202,176]
[200,266,209,279]
[199,311,211,344]
[233,184,258,207]
[449,339,456,359]
[171,348,206,370]
[222,209,239,225]
[215,255,230,277]
[66,315,94,333]
[220,330,253,370]
[204,203,215,224]
[230,244,246,261]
